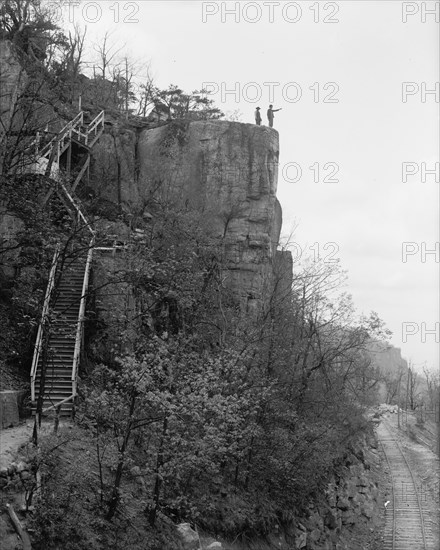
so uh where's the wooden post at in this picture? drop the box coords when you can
[66,139,72,179]
[54,404,61,434]
[32,414,38,446]
[6,504,32,550]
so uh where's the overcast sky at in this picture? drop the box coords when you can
[61,0,439,371]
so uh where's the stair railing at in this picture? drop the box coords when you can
[55,179,95,397]
[86,110,105,147]
[87,110,105,137]
[30,243,61,401]
[38,111,84,161]
[32,394,76,444]
[71,125,88,145]
[71,239,94,397]
[28,110,105,176]
[58,180,94,234]
[71,156,90,193]
[30,110,105,400]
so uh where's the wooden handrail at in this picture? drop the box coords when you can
[38,112,84,159]
[32,395,76,446]
[31,110,104,176]
[42,394,75,414]
[30,244,60,401]
[71,156,90,193]
[71,240,94,396]
[87,110,105,137]
[29,110,105,411]
[86,110,105,147]
[58,180,95,236]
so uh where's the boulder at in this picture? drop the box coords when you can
[16,461,28,473]
[176,523,199,550]
[336,497,350,511]
[0,391,20,428]
[324,510,338,530]
[340,510,356,525]
[361,502,374,519]
[130,465,147,494]
[309,528,322,543]
[295,530,307,549]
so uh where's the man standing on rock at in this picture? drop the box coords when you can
[267,104,282,128]
[255,107,262,125]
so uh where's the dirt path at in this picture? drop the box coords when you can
[0,422,34,470]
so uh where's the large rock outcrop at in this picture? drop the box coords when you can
[92,120,285,309]
[0,41,25,135]
[0,40,27,175]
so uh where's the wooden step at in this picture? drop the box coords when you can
[35,381,72,388]
[36,386,74,394]
[37,360,73,366]
[36,376,72,383]
[32,249,88,411]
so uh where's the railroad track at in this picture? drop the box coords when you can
[377,421,435,550]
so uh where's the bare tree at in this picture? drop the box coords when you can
[406,363,420,410]
[92,31,124,82]
[423,365,440,410]
[60,24,87,105]
[136,69,156,117]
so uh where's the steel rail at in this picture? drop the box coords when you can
[380,420,429,550]
[379,437,396,550]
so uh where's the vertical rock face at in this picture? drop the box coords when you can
[91,125,140,213]
[0,41,25,131]
[0,40,27,175]
[90,120,288,310]
[137,120,283,308]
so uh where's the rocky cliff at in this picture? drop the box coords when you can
[92,120,285,310]
[0,41,24,129]
[0,40,26,175]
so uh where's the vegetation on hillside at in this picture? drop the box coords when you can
[1,2,438,549]
[23,200,390,549]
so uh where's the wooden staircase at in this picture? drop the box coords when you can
[32,110,104,186]
[30,111,103,417]
[33,257,86,415]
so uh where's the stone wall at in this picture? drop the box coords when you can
[289,433,384,550]
[0,391,27,429]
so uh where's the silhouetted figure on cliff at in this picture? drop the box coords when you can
[267,104,282,128]
[255,107,262,125]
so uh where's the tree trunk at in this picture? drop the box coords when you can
[105,393,136,520]
[148,416,168,526]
